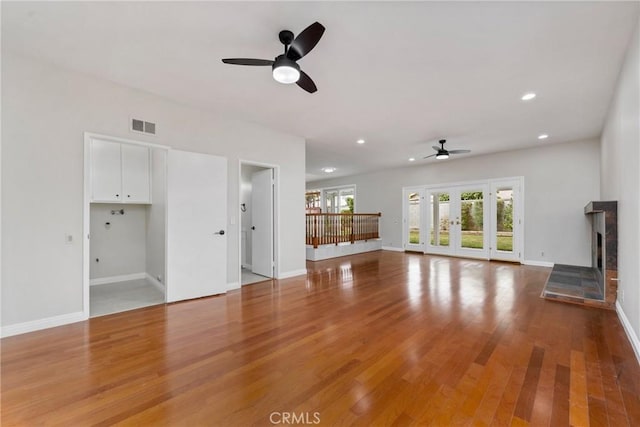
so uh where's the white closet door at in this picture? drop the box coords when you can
[121,144,151,203]
[91,139,121,202]
[166,149,227,302]
[251,169,273,277]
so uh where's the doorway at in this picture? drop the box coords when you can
[402,177,523,262]
[239,161,278,286]
[84,134,168,317]
[426,184,489,259]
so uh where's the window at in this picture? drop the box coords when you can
[305,186,356,213]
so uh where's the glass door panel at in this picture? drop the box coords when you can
[431,192,450,247]
[404,189,424,251]
[495,188,513,252]
[459,190,484,250]
[426,191,453,255]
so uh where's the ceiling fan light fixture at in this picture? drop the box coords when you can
[435,153,449,160]
[272,56,300,84]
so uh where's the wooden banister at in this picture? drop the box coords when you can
[306,213,381,248]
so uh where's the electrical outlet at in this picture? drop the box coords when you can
[541,251,544,257]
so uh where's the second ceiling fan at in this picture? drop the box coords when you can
[222,22,325,93]
[424,139,471,160]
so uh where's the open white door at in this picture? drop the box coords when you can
[251,168,274,277]
[166,150,227,302]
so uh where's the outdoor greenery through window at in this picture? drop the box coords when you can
[495,188,514,252]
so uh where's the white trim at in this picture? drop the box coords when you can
[85,132,169,150]
[227,281,240,291]
[523,260,554,267]
[382,246,404,252]
[277,269,308,279]
[90,272,146,286]
[616,301,640,365]
[238,160,280,286]
[1,311,86,338]
[145,273,165,293]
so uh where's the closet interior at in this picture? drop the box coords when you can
[89,138,167,317]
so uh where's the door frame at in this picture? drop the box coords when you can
[83,132,170,319]
[490,177,525,262]
[238,160,280,284]
[402,176,524,262]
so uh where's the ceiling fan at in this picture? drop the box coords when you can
[221,22,325,93]
[424,139,471,160]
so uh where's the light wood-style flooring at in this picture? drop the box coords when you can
[2,252,639,426]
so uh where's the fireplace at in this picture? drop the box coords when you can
[584,201,618,307]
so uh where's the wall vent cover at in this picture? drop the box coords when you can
[131,118,156,135]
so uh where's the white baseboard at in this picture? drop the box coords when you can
[278,269,307,279]
[227,281,240,291]
[90,272,146,286]
[616,301,640,366]
[382,246,404,252]
[523,260,555,268]
[145,273,165,292]
[1,311,86,338]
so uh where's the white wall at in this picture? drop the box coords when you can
[1,52,306,329]
[309,138,601,266]
[600,17,640,348]
[89,204,146,279]
[146,148,166,285]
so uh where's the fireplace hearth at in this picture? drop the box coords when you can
[541,201,617,309]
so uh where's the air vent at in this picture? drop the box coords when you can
[131,118,156,135]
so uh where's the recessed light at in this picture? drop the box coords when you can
[408,157,415,162]
[356,139,365,144]
[521,92,536,101]
[538,134,549,140]
[322,167,336,173]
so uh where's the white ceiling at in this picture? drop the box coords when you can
[3,2,638,181]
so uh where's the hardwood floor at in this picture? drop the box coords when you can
[2,251,639,426]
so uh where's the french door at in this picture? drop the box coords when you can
[426,185,489,259]
[403,177,523,262]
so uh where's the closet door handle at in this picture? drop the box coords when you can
[214,230,225,235]
[251,226,256,230]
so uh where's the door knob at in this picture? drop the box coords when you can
[214,230,225,235]
[251,226,256,230]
